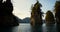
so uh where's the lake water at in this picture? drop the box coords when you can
[0,23,60,32]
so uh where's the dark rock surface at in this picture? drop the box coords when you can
[0,0,19,27]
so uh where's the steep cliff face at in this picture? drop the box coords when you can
[0,15,19,26]
[45,11,55,25]
[30,0,43,26]
[55,1,60,24]
[0,0,19,27]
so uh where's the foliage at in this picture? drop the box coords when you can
[45,10,55,21]
[54,1,60,13]
[31,0,43,26]
[54,1,60,23]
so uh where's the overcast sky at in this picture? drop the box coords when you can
[11,0,56,19]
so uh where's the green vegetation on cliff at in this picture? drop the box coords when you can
[30,0,43,26]
[54,1,60,24]
[45,10,55,24]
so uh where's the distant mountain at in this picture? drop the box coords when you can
[15,17,30,23]
[15,17,45,23]
[22,17,30,23]
[15,16,22,23]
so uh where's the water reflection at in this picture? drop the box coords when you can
[46,24,56,32]
[31,25,43,32]
[31,24,57,32]
[0,23,60,32]
[0,26,18,32]
[56,24,60,32]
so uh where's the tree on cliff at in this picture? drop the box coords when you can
[45,10,55,24]
[54,1,60,24]
[31,0,43,26]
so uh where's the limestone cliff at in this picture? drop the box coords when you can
[0,0,19,27]
[30,0,43,26]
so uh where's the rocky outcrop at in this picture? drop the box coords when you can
[0,0,19,27]
[30,0,43,26]
[0,15,19,26]
[45,11,55,25]
[55,1,60,24]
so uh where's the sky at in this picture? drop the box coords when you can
[11,0,56,19]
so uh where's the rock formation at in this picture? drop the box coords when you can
[0,0,19,27]
[45,11,55,25]
[30,0,43,26]
[55,1,60,24]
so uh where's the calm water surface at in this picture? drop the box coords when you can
[0,23,60,32]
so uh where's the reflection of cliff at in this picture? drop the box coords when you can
[0,0,19,26]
